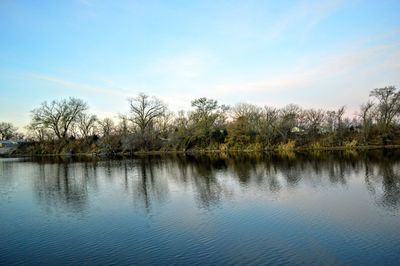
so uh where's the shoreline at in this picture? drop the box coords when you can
[3,144,400,158]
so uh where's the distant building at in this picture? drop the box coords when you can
[0,140,19,148]
[291,127,304,133]
[0,140,20,156]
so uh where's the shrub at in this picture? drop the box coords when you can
[309,141,322,150]
[344,139,358,149]
[276,140,296,151]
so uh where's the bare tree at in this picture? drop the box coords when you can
[260,106,280,145]
[128,93,166,135]
[155,111,174,139]
[31,97,88,140]
[26,123,51,142]
[370,86,400,130]
[302,109,325,135]
[335,106,346,145]
[175,110,189,130]
[359,101,374,128]
[231,103,262,121]
[262,106,280,128]
[98,118,115,137]
[336,106,346,130]
[325,110,336,133]
[117,114,131,136]
[0,122,18,140]
[230,103,262,134]
[278,104,302,139]
[77,113,97,139]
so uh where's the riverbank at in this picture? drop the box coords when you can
[3,144,400,158]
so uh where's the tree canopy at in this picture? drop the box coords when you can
[30,97,88,140]
[0,122,18,140]
[18,86,400,154]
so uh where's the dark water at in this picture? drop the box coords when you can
[1,151,400,265]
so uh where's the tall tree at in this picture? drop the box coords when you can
[0,122,18,140]
[227,103,262,147]
[77,113,97,139]
[335,106,346,145]
[302,109,325,135]
[260,106,280,146]
[128,93,166,135]
[26,123,51,142]
[370,86,400,130]
[359,101,374,143]
[189,97,226,147]
[191,97,218,119]
[31,97,88,140]
[98,118,114,137]
[231,103,262,121]
[117,114,131,136]
[278,104,302,140]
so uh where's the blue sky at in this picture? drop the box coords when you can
[1,0,399,128]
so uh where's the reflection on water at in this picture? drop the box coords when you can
[1,150,400,265]
[34,163,89,213]
[2,151,400,213]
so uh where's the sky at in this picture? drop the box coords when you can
[0,0,399,129]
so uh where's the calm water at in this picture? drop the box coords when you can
[1,151,400,265]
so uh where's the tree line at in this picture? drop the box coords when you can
[1,86,400,154]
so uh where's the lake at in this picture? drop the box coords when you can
[1,151,400,265]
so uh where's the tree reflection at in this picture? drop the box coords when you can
[34,162,89,214]
[171,155,224,209]
[364,153,400,211]
[26,149,400,214]
[127,157,170,211]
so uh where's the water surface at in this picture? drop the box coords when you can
[1,151,400,265]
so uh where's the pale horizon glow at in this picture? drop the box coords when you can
[0,0,399,129]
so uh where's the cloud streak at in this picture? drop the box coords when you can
[24,37,400,113]
[206,41,400,98]
[266,0,345,41]
[27,72,136,98]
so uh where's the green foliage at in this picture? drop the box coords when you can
[226,117,253,149]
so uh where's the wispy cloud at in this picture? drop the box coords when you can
[25,72,194,112]
[266,0,345,41]
[27,72,135,97]
[207,41,400,97]
[24,38,400,113]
